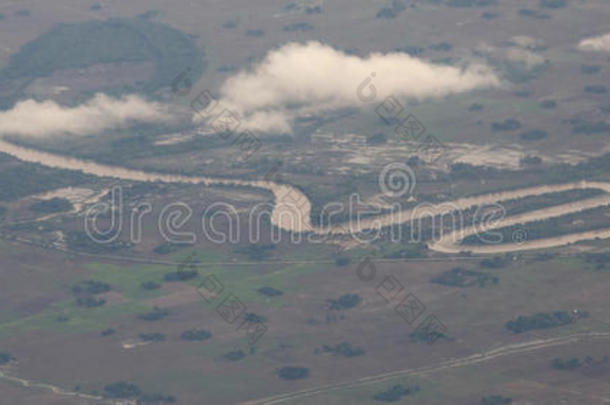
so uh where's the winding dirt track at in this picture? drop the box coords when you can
[2,139,610,253]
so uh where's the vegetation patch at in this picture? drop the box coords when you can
[327,294,362,310]
[139,333,166,342]
[0,162,90,202]
[223,350,246,361]
[0,352,15,365]
[180,329,212,341]
[505,310,588,334]
[0,18,204,105]
[481,395,512,405]
[30,197,73,214]
[257,286,283,297]
[431,267,498,288]
[276,366,310,380]
[318,342,365,357]
[373,384,420,402]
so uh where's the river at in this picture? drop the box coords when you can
[1,139,610,254]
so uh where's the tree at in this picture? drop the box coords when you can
[0,352,14,365]
[277,366,309,380]
[223,350,246,361]
[373,384,419,402]
[327,294,362,310]
[481,395,512,405]
[180,329,212,341]
[103,381,141,398]
[258,286,283,297]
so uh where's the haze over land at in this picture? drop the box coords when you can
[0,1,610,405]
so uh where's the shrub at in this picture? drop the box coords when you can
[137,393,176,404]
[376,0,406,19]
[321,342,365,357]
[258,286,283,297]
[180,329,212,341]
[409,327,449,343]
[491,119,522,131]
[283,23,314,32]
[481,12,499,19]
[469,103,484,111]
[277,366,309,380]
[518,9,550,19]
[581,64,601,74]
[76,297,106,308]
[481,396,512,405]
[373,384,419,402]
[222,19,238,29]
[520,155,543,166]
[223,350,246,361]
[584,85,607,94]
[235,244,275,261]
[447,0,496,6]
[243,313,266,324]
[72,280,111,295]
[551,357,581,370]
[335,256,351,266]
[519,129,548,141]
[30,197,72,213]
[366,133,388,145]
[396,46,425,56]
[141,281,162,290]
[480,256,510,268]
[164,270,198,282]
[431,267,498,287]
[138,307,169,321]
[305,6,323,14]
[505,311,577,333]
[327,294,362,310]
[246,29,264,37]
[539,0,566,8]
[513,89,532,98]
[377,7,399,18]
[153,242,181,255]
[572,121,610,135]
[539,99,557,109]
[0,352,14,365]
[100,328,116,336]
[429,42,453,51]
[103,381,141,398]
[139,333,166,342]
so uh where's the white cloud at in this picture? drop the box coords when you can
[199,41,500,133]
[505,48,546,68]
[579,32,610,53]
[0,94,172,137]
